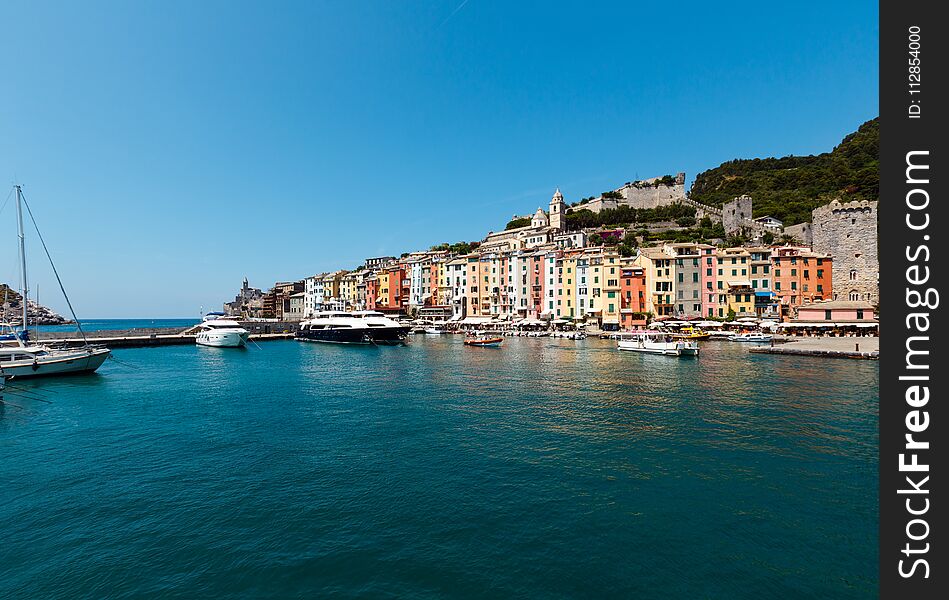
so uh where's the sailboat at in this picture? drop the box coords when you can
[0,185,111,378]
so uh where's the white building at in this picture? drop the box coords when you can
[304,274,326,317]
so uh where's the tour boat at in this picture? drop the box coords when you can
[187,315,250,348]
[617,331,699,356]
[297,311,409,345]
[728,332,773,342]
[464,335,503,347]
[0,185,112,377]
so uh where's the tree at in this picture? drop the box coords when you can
[589,233,603,246]
[761,231,775,245]
[779,233,798,245]
[505,217,531,230]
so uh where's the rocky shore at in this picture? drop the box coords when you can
[1,284,71,325]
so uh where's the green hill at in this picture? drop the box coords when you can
[689,118,878,225]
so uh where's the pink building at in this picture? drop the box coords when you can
[796,300,875,322]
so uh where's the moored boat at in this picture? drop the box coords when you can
[464,335,503,347]
[617,331,699,356]
[297,311,408,345]
[728,332,773,342]
[0,185,112,377]
[185,315,250,348]
[679,326,710,341]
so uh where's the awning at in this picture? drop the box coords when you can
[552,319,570,324]
[460,316,493,324]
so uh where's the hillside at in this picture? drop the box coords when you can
[689,118,878,225]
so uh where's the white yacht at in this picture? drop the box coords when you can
[297,311,409,345]
[617,331,699,356]
[188,314,250,348]
[728,332,773,342]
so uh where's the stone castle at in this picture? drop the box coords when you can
[583,173,687,213]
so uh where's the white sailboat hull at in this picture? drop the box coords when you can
[0,347,111,378]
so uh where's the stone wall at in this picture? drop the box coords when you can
[783,222,813,246]
[584,173,686,212]
[811,199,879,305]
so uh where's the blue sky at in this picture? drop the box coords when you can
[1,0,878,318]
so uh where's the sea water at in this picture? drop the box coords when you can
[0,336,878,598]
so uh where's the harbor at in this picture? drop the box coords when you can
[0,336,879,599]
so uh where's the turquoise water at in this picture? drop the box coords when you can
[0,337,878,598]
[34,318,199,333]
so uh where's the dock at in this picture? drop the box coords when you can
[749,336,879,360]
[34,326,296,348]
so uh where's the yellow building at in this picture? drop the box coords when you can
[601,249,622,328]
[635,247,675,316]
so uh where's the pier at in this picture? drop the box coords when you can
[35,327,296,348]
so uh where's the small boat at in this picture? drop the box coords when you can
[424,327,448,334]
[617,331,699,356]
[186,315,250,348]
[728,332,773,342]
[679,326,710,341]
[464,336,503,347]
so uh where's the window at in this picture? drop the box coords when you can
[849,291,860,301]
[850,269,858,281]
[856,309,865,320]
[791,281,797,290]
[825,310,832,320]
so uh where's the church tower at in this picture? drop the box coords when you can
[549,188,566,231]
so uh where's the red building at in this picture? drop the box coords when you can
[619,262,648,330]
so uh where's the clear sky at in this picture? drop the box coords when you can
[1,0,879,318]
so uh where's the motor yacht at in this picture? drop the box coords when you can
[296,311,409,345]
[187,315,250,348]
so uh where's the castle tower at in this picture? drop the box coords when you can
[811,199,879,305]
[549,188,566,231]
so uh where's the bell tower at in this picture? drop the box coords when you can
[549,188,566,231]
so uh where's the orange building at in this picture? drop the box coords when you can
[771,247,833,318]
[619,261,648,330]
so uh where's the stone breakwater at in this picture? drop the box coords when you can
[749,336,879,360]
[33,322,300,348]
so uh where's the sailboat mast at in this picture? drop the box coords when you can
[15,185,28,335]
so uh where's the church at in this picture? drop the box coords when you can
[480,189,567,252]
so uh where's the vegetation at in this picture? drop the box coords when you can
[564,203,696,232]
[505,217,531,230]
[429,241,479,255]
[689,118,878,225]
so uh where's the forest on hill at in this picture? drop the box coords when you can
[688,118,879,225]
